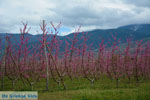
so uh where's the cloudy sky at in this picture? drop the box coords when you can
[0,0,149,35]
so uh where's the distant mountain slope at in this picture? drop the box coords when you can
[0,24,150,51]
[118,24,150,34]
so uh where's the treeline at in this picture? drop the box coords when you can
[0,21,150,90]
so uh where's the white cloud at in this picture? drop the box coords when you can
[0,0,149,35]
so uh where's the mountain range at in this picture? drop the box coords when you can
[0,24,150,52]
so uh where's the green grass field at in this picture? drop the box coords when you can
[0,77,150,100]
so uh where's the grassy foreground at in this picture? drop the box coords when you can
[1,77,150,100]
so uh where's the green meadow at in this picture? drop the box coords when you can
[1,77,150,100]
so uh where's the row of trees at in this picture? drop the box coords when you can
[0,21,150,90]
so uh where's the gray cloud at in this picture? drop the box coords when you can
[47,0,150,29]
[122,0,150,7]
[0,0,150,35]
